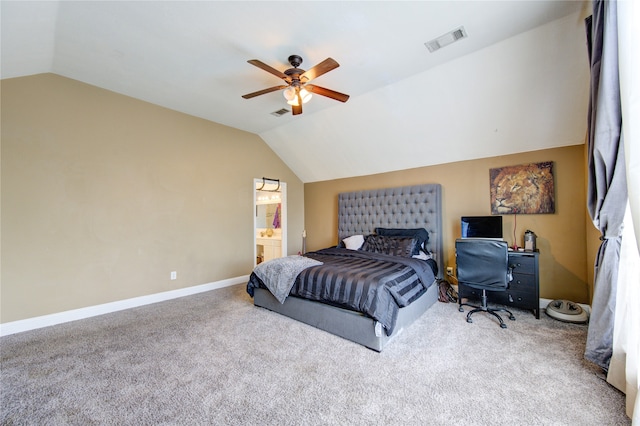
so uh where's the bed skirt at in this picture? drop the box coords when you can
[253,282,438,352]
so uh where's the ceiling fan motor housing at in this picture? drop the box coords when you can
[284,68,304,82]
[285,55,306,83]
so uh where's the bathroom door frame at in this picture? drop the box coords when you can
[253,178,287,267]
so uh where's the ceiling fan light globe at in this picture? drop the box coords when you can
[300,89,312,104]
[287,98,300,106]
[283,87,296,101]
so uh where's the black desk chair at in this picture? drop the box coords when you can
[456,238,515,328]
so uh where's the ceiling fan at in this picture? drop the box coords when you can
[242,55,350,115]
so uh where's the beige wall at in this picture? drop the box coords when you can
[1,74,304,323]
[304,145,595,304]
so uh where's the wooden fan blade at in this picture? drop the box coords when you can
[247,59,291,82]
[305,85,350,103]
[242,85,288,99]
[300,58,339,82]
[292,93,302,115]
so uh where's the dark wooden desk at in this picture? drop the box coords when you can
[458,251,540,318]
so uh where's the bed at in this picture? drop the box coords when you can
[246,183,443,351]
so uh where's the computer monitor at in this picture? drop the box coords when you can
[461,216,503,239]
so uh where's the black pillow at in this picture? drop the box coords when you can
[374,228,429,255]
[361,235,418,258]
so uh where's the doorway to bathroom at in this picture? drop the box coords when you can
[254,178,287,267]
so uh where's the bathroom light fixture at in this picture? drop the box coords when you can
[257,194,281,203]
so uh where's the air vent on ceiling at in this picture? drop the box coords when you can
[270,108,290,117]
[425,26,467,53]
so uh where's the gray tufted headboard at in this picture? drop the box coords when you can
[337,184,443,278]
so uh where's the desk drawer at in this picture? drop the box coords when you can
[510,255,536,274]
[510,273,536,292]
[458,286,482,300]
[458,285,537,310]
[497,290,537,309]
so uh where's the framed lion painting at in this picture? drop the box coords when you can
[490,161,555,214]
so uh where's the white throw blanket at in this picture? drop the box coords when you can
[253,255,322,304]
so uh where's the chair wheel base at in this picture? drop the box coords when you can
[459,297,516,328]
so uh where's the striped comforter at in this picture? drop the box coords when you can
[248,247,436,335]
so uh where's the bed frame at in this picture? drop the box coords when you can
[253,183,443,351]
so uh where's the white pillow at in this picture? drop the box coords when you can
[412,251,433,261]
[343,235,365,250]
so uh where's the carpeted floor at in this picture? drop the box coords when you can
[0,284,630,425]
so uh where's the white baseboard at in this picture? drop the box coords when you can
[0,275,249,337]
[540,298,553,311]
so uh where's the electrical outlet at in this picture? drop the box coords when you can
[170,271,177,280]
[446,266,454,276]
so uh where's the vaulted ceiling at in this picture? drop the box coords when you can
[1,1,590,182]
